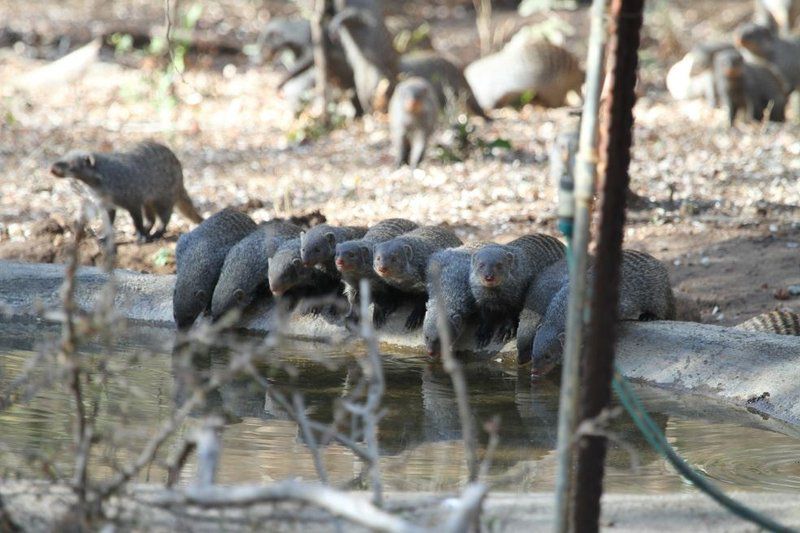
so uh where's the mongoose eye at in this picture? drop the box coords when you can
[347,251,354,259]
[478,262,486,269]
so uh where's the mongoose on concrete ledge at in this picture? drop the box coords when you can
[529,249,676,375]
[735,309,800,335]
[423,243,486,357]
[173,208,257,329]
[389,77,439,169]
[300,223,367,274]
[373,225,462,329]
[210,220,302,321]
[469,234,565,348]
[335,218,418,326]
[51,141,203,243]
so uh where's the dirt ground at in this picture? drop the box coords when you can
[0,0,798,326]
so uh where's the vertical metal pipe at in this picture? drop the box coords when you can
[552,0,607,531]
[570,0,644,531]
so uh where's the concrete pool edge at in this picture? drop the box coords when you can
[2,260,800,427]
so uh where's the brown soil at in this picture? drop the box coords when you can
[0,0,798,326]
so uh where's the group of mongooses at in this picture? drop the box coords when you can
[674,0,800,126]
[263,0,584,169]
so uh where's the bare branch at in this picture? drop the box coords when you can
[293,392,329,484]
[166,440,196,488]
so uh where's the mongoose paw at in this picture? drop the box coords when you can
[404,306,425,331]
[496,321,518,343]
[474,323,494,348]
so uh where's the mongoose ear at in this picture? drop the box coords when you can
[292,257,303,267]
[325,232,336,246]
[85,154,96,167]
[195,289,207,302]
[360,245,371,263]
[451,313,463,329]
[505,251,515,266]
[403,244,414,261]
[233,288,245,302]
[557,331,566,346]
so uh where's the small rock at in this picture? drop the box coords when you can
[788,285,800,296]
[700,256,710,266]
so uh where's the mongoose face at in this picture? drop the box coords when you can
[173,284,209,330]
[50,151,102,187]
[470,246,515,288]
[373,241,412,282]
[268,246,308,296]
[335,241,372,274]
[395,78,434,115]
[735,23,775,58]
[530,285,569,378]
[300,227,337,268]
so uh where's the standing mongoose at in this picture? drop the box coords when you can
[300,223,367,274]
[389,77,439,169]
[268,237,342,308]
[529,250,676,376]
[735,310,800,335]
[373,225,462,329]
[712,48,787,126]
[423,243,486,357]
[754,0,800,34]
[51,141,203,242]
[210,219,302,321]
[464,31,584,110]
[334,218,419,325]
[329,1,398,114]
[469,234,566,348]
[398,51,490,119]
[173,208,257,329]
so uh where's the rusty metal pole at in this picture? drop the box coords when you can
[569,0,645,531]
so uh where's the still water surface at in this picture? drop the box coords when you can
[2,318,800,494]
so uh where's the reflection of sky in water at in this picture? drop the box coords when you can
[2,318,800,494]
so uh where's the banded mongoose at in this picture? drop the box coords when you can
[469,234,566,347]
[399,51,490,119]
[210,220,302,321]
[754,0,800,34]
[423,243,485,357]
[268,237,341,308]
[389,77,439,169]
[329,1,398,113]
[173,208,257,329]
[51,141,203,242]
[712,48,787,126]
[464,31,584,110]
[373,225,462,329]
[300,223,367,274]
[334,218,419,325]
[516,258,570,366]
[735,310,800,335]
[736,23,800,90]
[529,250,676,376]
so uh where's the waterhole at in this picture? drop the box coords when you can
[2,317,799,494]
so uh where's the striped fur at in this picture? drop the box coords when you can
[736,310,800,336]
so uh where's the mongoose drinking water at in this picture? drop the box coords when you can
[210,220,303,321]
[399,51,490,119]
[51,141,203,242]
[423,243,485,357]
[389,77,439,169]
[464,31,584,110]
[469,234,566,347]
[735,310,800,335]
[712,48,787,126]
[329,1,398,113]
[335,218,418,325]
[529,249,676,376]
[373,225,462,329]
[516,258,570,366]
[173,208,257,329]
[268,237,341,309]
[300,223,367,274]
